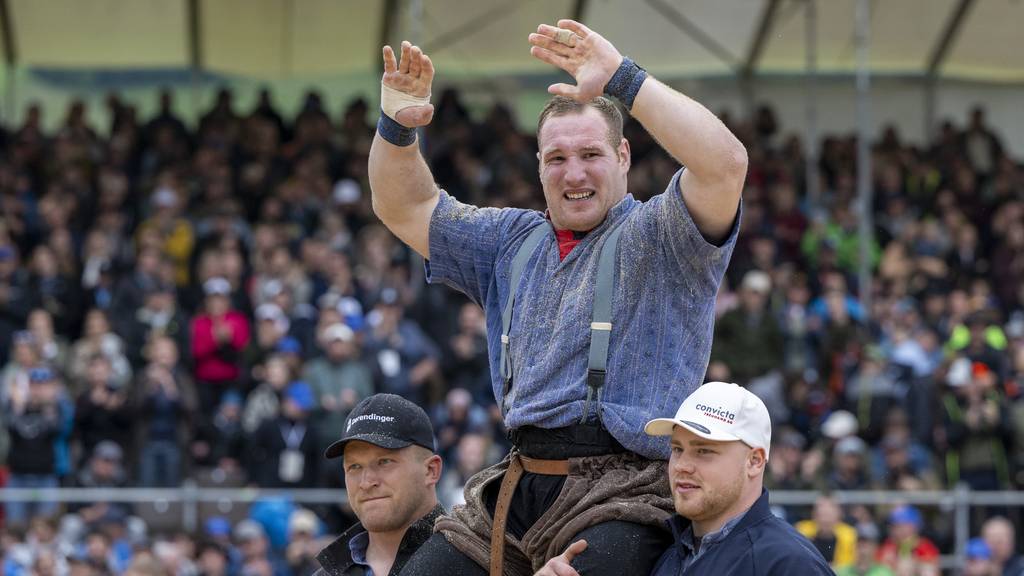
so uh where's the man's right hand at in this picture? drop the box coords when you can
[382,41,435,128]
[534,539,587,576]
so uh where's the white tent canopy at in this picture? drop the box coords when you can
[2,0,1023,152]
[4,0,1022,80]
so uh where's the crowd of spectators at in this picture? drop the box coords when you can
[0,84,1022,575]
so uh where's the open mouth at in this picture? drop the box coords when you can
[564,189,595,201]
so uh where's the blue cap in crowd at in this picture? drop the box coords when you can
[285,381,315,411]
[966,537,991,560]
[276,336,302,355]
[888,505,922,528]
[220,390,243,408]
[29,366,56,383]
[205,516,232,538]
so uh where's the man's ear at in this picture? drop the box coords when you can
[618,138,631,171]
[424,454,443,486]
[748,448,767,477]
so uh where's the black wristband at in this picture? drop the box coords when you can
[603,57,647,110]
[377,111,416,147]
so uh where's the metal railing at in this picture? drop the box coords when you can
[2,484,1021,571]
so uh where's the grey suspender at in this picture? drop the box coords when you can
[499,220,625,422]
[499,224,549,416]
[580,222,624,423]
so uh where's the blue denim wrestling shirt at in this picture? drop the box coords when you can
[425,169,738,460]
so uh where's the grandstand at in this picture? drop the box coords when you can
[1,1,1024,576]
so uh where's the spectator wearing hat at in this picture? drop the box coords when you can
[234,519,289,576]
[981,516,1024,576]
[965,537,1000,576]
[709,270,784,383]
[247,381,321,488]
[274,336,305,378]
[314,393,444,576]
[363,288,440,406]
[796,494,857,569]
[828,436,872,491]
[242,302,291,388]
[192,389,245,471]
[1,330,40,411]
[4,366,63,528]
[539,382,831,576]
[285,508,322,576]
[872,431,940,493]
[765,427,816,520]
[191,276,251,416]
[302,323,373,448]
[69,441,132,527]
[203,516,244,575]
[835,524,894,576]
[939,358,1014,490]
[136,185,194,287]
[877,506,939,576]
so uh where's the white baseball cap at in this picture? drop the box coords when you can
[203,277,232,296]
[644,382,772,459]
[323,323,354,343]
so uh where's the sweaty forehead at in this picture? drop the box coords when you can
[539,110,612,153]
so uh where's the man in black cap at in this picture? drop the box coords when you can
[314,393,444,576]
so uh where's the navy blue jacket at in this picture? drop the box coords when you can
[652,489,835,576]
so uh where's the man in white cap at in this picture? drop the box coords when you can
[537,382,832,576]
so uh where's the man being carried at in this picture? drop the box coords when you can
[370,18,747,576]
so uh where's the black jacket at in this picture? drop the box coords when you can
[314,505,444,576]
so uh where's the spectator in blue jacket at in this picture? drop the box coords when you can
[537,382,832,576]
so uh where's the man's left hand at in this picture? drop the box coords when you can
[528,20,622,102]
[534,539,587,576]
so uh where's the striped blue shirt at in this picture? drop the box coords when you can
[425,169,738,459]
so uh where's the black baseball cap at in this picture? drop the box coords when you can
[324,393,435,459]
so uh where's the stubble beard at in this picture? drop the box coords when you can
[676,472,745,527]
[359,488,427,533]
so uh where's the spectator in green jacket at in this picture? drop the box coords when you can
[302,323,373,447]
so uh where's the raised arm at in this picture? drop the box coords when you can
[529,20,747,242]
[368,41,441,259]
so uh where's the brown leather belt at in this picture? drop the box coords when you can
[489,453,570,574]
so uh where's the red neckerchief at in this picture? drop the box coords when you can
[545,211,590,261]
[554,228,587,260]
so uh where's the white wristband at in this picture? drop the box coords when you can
[381,83,431,121]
